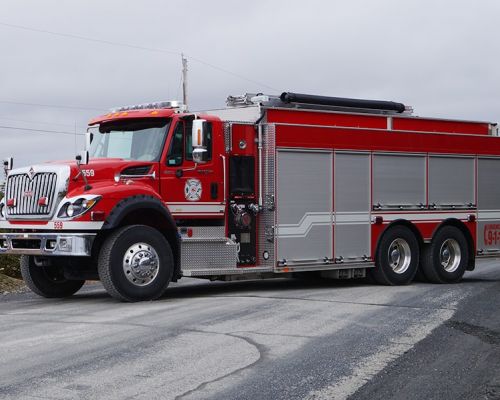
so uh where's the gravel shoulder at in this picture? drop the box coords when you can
[0,273,25,294]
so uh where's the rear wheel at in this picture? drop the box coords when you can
[369,225,419,285]
[20,255,85,298]
[98,225,174,302]
[421,226,468,283]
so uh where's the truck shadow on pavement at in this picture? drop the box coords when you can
[69,277,373,302]
[66,274,499,302]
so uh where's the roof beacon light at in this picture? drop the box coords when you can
[110,100,186,113]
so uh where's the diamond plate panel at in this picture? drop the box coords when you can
[180,238,238,271]
[223,122,232,152]
[258,124,276,269]
[179,226,225,239]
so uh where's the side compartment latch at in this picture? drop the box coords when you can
[265,225,275,243]
[265,194,275,211]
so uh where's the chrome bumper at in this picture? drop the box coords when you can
[0,232,95,256]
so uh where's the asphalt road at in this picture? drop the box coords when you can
[0,261,499,400]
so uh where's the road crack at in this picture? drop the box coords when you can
[208,294,457,312]
[174,330,268,400]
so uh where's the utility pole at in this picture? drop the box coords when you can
[181,53,188,110]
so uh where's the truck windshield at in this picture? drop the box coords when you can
[89,118,170,161]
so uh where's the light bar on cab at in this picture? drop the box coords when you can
[110,100,187,113]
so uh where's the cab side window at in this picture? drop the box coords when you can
[185,121,212,162]
[166,122,184,166]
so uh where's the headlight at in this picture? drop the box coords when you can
[57,196,100,219]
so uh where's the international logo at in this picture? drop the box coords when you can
[28,166,36,181]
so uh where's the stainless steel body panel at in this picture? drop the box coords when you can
[478,158,500,210]
[276,149,333,264]
[373,153,426,209]
[258,124,277,269]
[428,156,475,208]
[477,158,500,254]
[334,151,371,262]
[179,238,240,273]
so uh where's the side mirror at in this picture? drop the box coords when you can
[3,157,13,173]
[191,119,208,164]
[76,150,89,166]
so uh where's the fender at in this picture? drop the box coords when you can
[102,195,181,278]
[102,194,175,230]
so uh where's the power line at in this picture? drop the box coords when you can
[187,55,278,91]
[0,100,105,112]
[0,116,83,128]
[0,21,180,55]
[0,125,84,136]
[0,21,278,91]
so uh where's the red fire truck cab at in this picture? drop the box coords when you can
[1,92,498,301]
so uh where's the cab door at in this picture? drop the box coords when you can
[159,118,225,219]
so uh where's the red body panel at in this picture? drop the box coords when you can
[274,124,500,155]
[393,117,490,135]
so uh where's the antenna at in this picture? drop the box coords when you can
[181,53,188,110]
[74,120,77,154]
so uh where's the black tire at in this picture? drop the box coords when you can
[98,225,174,302]
[421,226,468,284]
[369,225,419,285]
[20,255,85,298]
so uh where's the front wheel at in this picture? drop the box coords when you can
[20,255,85,298]
[369,225,419,285]
[98,225,174,302]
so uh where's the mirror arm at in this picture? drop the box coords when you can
[74,153,92,191]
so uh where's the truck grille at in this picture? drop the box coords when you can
[6,173,58,217]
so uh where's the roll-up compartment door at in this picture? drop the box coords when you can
[478,158,500,254]
[428,156,475,208]
[373,153,426,210]
[276,149,333,264]
[334,152,371,262]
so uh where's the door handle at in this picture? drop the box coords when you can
[210,183,218,199]
[220,155,226,203]
[175,169,183,178]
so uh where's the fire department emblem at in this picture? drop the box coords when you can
[28,166,36,181]
[184,179,202,201]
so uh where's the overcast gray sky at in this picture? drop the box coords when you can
[2,0,500,169]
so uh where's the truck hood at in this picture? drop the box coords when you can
[5,158,158,198]
[3,159,160,220]
[46,158,157,186]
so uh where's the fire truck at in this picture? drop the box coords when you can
[0,92,499,301]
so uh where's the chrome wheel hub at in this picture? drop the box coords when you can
[440,239,461,273]
[388,238,411,274]
[123,243,160,286]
